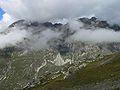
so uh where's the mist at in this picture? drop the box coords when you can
[68,20,120,43]
[0,28,27,49]
[27,29,62,50]
[0,19,120,49]
[71,29,120,43]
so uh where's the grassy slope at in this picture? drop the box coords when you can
[29,51,120,90]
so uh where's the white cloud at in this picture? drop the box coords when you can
[1,0,120,24]
[69,20,120,43]
[27,29,62,49]
[0,28,27,49]
[71,29,120,43]
[0,13,16,31]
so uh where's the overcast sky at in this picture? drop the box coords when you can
[1,0,120,25]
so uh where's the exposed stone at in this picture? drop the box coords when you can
[53,53,71,66]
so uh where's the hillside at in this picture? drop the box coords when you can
[29,51,120,90]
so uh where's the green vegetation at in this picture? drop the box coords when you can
[0,47,17,59]
[0,49,60,90]
[29,52,120,90]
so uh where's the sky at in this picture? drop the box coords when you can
[1,0,120,24]
[0,8,5,20]
[0,5,16,30]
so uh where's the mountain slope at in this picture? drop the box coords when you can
[29,51,120,90]
[0,17,120,90]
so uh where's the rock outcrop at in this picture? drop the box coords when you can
[53,53,71,66]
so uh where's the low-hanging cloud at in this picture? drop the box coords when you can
[27,29,62,50]
[0,28,27,49]
[71,29,120,43]
[0,28,62,49]
[69,20,120,43]
[1,0,120,24]
[0,20,120,49]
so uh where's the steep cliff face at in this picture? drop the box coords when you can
[0,17,120,90]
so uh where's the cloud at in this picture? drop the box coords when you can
[69,20,120,43]
[0,19,120,49]
[71,29,120,43]
[0,28,27,49]
[1,0,120,24]
[0,13,16,31]
[27,29,62,49]
[0,25,62,49]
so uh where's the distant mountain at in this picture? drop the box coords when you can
[8,17,120,31]
[0,17,120,90]
[79,17,120,31]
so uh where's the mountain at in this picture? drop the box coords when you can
[0,17,120,90]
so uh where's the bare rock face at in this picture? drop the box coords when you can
[53,53,71,66]
[54,53,65,66]
[79,17,120,30]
